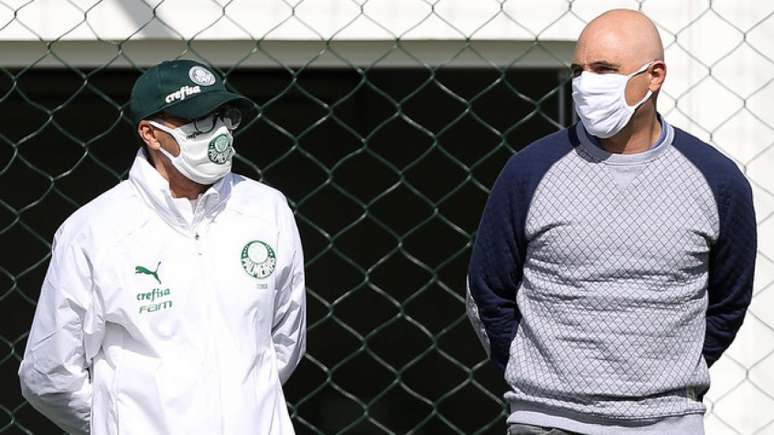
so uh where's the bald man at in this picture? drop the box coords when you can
[466,9,756,435]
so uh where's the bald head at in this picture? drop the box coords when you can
[571,9,667,149]
[574,9,664,75]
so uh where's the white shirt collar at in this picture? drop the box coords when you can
[128,149,232,233]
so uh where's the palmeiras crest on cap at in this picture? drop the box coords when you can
[189,66,216,86]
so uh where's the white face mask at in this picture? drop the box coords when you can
[571,62,654,139]
[149,118,235,185]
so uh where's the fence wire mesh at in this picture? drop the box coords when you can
[1,0,773,434]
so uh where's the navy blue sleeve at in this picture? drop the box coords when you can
[673,129,757,367]
[467,128,576,373]
[704,167,756,366]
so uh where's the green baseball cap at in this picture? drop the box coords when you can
[129,59,252,127]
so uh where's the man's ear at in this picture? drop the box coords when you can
[138,120,161,151]
[649,61,666,93]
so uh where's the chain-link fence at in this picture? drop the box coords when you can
[1,0,773,434]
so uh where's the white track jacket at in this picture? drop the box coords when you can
[18,151,306,435]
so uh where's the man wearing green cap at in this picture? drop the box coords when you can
[18,60,306,435]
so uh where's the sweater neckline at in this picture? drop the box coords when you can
[575,118,674,166]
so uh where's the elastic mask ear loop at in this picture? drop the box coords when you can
[148,121,183,161]
[148,120,178,139]
[626,62,654,110]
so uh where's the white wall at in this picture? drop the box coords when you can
[2,0,772,433]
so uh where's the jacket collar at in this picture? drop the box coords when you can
[128,149,232,233]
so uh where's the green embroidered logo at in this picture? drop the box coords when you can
[135,261,162,285]
[207,134,233,164]
[241,241,276,279]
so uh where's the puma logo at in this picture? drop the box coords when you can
[135,261,162,285]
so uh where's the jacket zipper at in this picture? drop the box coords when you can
[192,221,224,435]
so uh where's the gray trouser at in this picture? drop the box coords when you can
[508,423,584,435]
